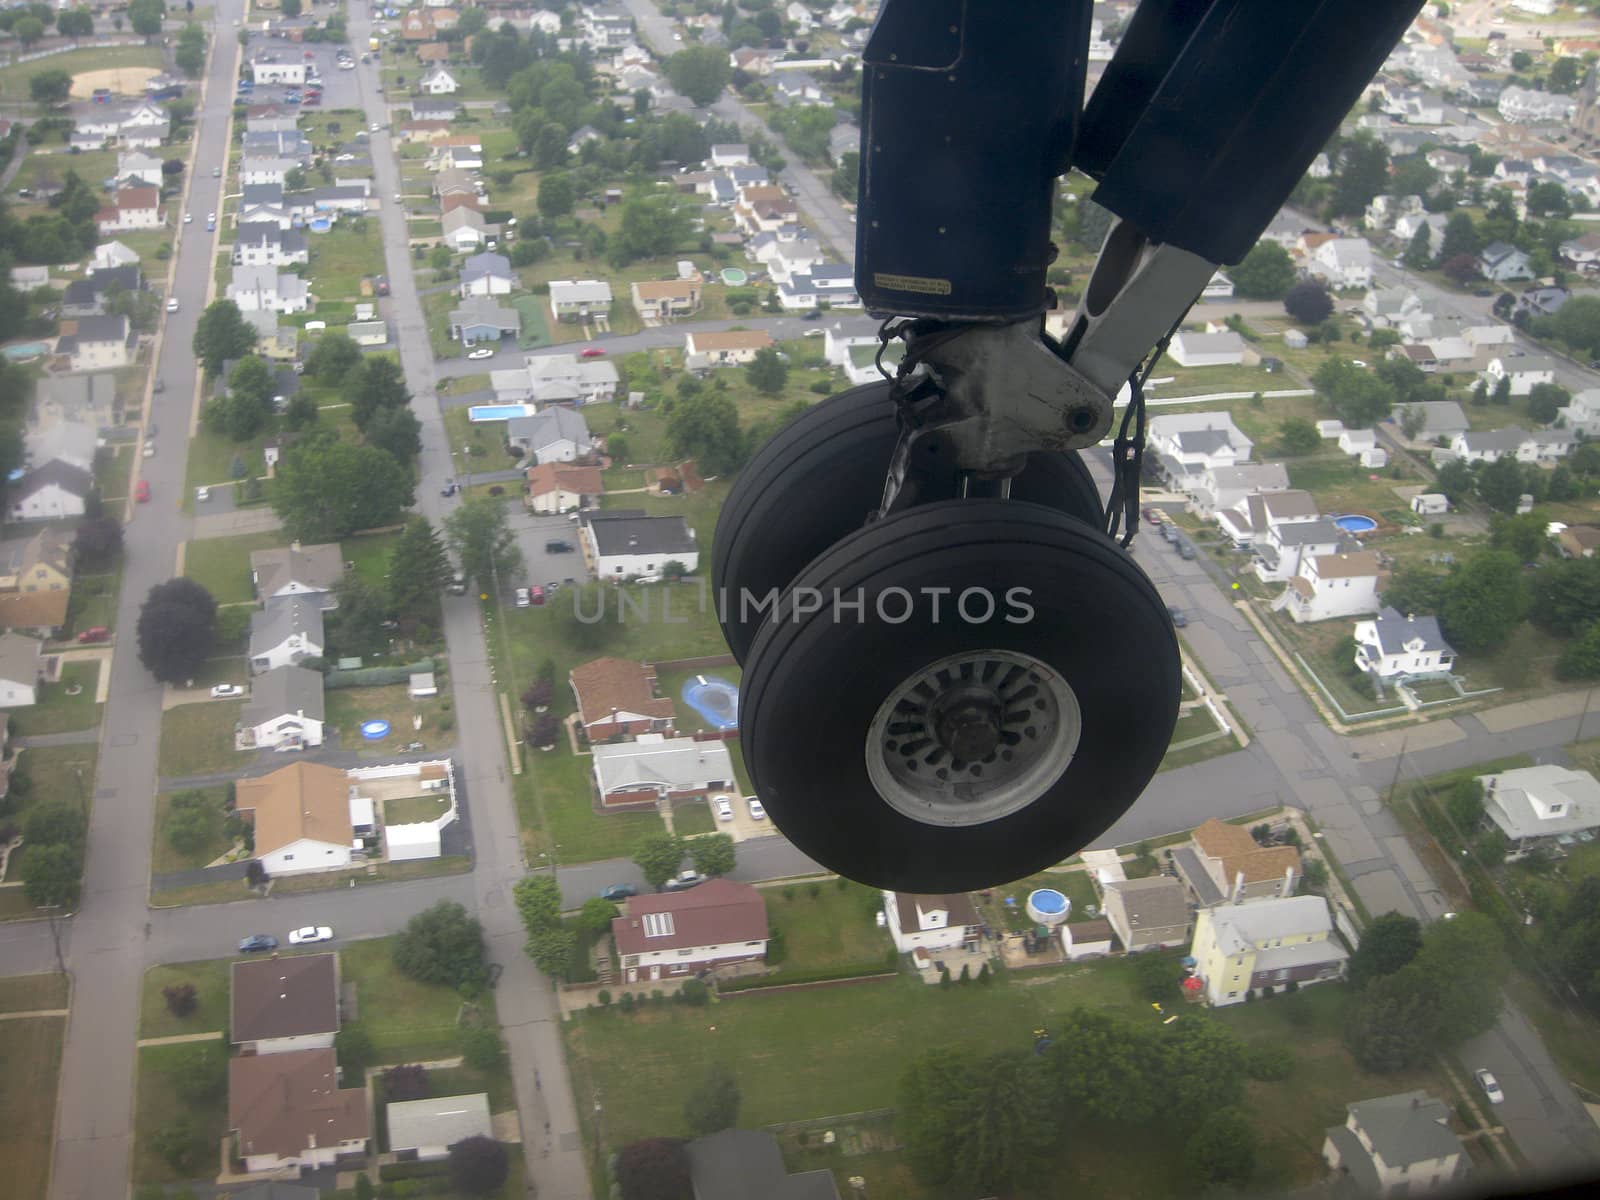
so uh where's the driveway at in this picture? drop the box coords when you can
[507,507,588,593]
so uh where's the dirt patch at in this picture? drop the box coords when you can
[70,67,160,99]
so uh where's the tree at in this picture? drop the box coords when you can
[1229,241,1296,299]
[57,9,93,37]
[633,833,685,889]
[1435,458,1475,506]
[73,515,123,567]
[392,901,490,990]
[513,874,562,935]
[744,347,788,395]
[1527,381,1571,425]
[280,0,302,15]
[13,15,43,46]
[1186,1107,1257,1186]
[129,0,165,38]
[611,191,695,266]
[687,832,736,878]
[1441,253,1481,285]
[449,1135,509,1197]
[175,22,206,75]
[1276,417,1321,457]
[1444,776,1485,834]
[1477,454,1525,514]
[221,355,275,440]
[272,436,414,542]
[683,1064,740,1135]
[616,1138,693,1200]
[136,578,217,683]
[162,983,198,1017]
[284,391,318,431]
[23,843,82,908]
[1439,211,1481,262]
[668,389,745,476]
[538,171,575,220]
[1345,969,1438,1071]
[335,1027,374,1072]
[576,896,620,936]
[1440,550,1527,652]
[1558,621,1600,680]
[1402,222,1436,269]
[25,801,86,850]
[666,45,731,106]
[1313,357,1395,426]
[1284,281,1333,324]
[192,299,257,376]
[830,150,859,203]
[166,790,220,856]
[526,926,579,978]
[387,518,451,619]
[1490,510,1551,564]
[380,1064,429,1102]
[445,496,524,588]
[1550,55,1583,94]
[1348,912,1423,987]
[364,403,423,468]
[461,1027,504,1071]
[900,1048,1060,1194]
[349,357,411,431]
[29,69,72,106]
[328,574,391,659]
[303,331,363,385]
[1329,134,1390,218]
[1491,374,1512,406]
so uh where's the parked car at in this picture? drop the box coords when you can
[663,870,705,892]
[530,585,545,605]
[1177,541,1196,560]
[288,925,334,945]
[206,214,215,230]
[135,480,151,502]
[76,626,109,644]
[803,308,822,319]
[1161,523,1180,543]
[714,796,734,821]
[142,439,155,457]
[448,571,467,595]
[1167,605,1189,628]
[166,298,179,313]
[238,934,278,953]
[153,380,165,393]
[579,346,607,358]
[545,539,573,553]
[211,684,244,698]
[212,166,221,177]
[468,347,494,359]
[748,798,766,820]
[1475,1069,1504,1104]
[441,479,457,496]
[183,212,192,224]
[1142,506,1164,525]
[514,587,532,608]
[195,486,211,502]
[600,884,636,902]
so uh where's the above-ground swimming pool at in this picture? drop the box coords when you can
[2,342,49,362]
[1026,888,1071,927]
[360,719,391,740]
[719,267,748,286]
[468,404,538,422]
[681,675,739,730]
[1334,514,1378,533]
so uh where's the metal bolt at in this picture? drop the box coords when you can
[1069,408,1095,432]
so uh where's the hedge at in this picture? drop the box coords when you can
[326,658,436,690]
[717,964,899,994]
[378,1159,452,1182]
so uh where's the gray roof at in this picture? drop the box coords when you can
[249,595,325,660]
[592,736,734,791]
[0,633,42,688]
[1344,1092,1465,1168]
[241,664,326,728]
[1105,876,1188,929]
[238,226,307,253]
[1366,607,1451,656]
[1460,427,1528,453]
[1209,463,1291,493]
[1205,895,1336,957]
[385,1093,493,1153]
[687,1130,842,1200]
[461,252,512,284]
[241,182,285,207]
[36,374,119,428]
[507,405,591,451]
[587,513,696,557]
[1172,845,1223,906]
[1174,428,1234,455]
[13,459,94,502]
[1275,518,1346,547]
[1482,765,1600,842]
[250,543,344,600]
[71,314,131,345]
[1400,400,1469,435]
[449,295,519,331]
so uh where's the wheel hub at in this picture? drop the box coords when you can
[866,650,1082,828]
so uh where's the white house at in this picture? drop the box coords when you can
[1364,285,1424,328]
[89,241,140,272]
[777,264,858,311]
[227,266,311,315]
[548,279,614,321]
[238,665,326,752]
[250,542,343,609]
[386,1095,493,1163]
[525,462,602,515]
[250,57,308,86]
[684,329,773,366]
[96,185,161,233]
[1391,211,1449,259]
[248,596,326,675]
[1323,1092,1469,1199]
[1410,493,1450,517]
[1557,389,1600,437]
[233,760,352,876]
[612,879,768,985]
[1253,517,1347,584]
[1169,329,1247,367]
[239,156,299,187]
[459,252,514,297]
[442,206,488,252]
[116,150,164,188]
[1560,231,1600,272]
[505,406,593,463]
[591,734,733,806]
[60,314,133,373]
[0,634,44,708]
[1497,84,1574,124]
[882,891,982,955]
[1189,463,1291,519]
[420,66,459,94]
[1483,356,1556,398]
[1353,608,1455,682]
[1394,401,1469,444]
[1480,765,1600,861]
[583,512,700,579]
[233,226,310,269]
[1478,242,1533,282]
[1190,895,1347,1006]
[492,354,619,406]
[1148,411,1255,493]
[1201,271,1235,299]
[7,461,94,522]
[1451,427,1571,464]
[1280,551,1384,624]
[1216,488,1319,548]
[1101,876,1191,952]
[1309,237,1374,290]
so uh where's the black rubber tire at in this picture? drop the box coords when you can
[712,381,1105,664]
[739,500,1179,893]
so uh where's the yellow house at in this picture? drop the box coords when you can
[0,527,73,637]
[1191,894,1347,1006]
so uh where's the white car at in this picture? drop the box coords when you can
[1475,1069,1504,1104]
[207,212,215,223]
[514,586,532,608]
[748,798,766,820]
[715,796,734,821]
[195,486,211,502]
[468,347,494,360]
[370,122,382,132]
[142,440,155,457]
[212,167,221,178]
[288,925,334,945]
[183,212,193,224]
[210,684,244,698]
[166,298,179,313]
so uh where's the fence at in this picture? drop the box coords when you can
[764,1108,896,1136]
[650,653,737,673]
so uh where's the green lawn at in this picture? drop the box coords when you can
[150,786,235,876]
[343,529,402,590]
[341,936,498,1060]
[0,1018,65,1200]
[593,480,731,570]
[765,880,895,974]
[182,530,284,604]
[673,800,716,836]
[64,568,122,638]
[385,793,450,825]
[12,742,96,817]
[0,972,68,1014]
[157,700,243,778]
[324,685,451,753]
[583,404,669,466]
[445,405,525,477]
[184,425,269,495]
[8,661,101,736]
[150,855,471,908]
[0,46,165,99]
[307,220,387,303]
[139,958,233,1041]
[131,1042,229,1185]
[654,663,741,735]
[96,444,134,503]
[515,744,667,864]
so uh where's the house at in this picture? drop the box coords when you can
[447,296,520,346]
[116,150,164,188]
[1308,237,1374,290]
[238,666,327,754]
[1173,818,1301,907]
[1479,765,1600,861]
[441,205,488,251]
[569,657,676,741]
[1364,286,1424,328]
[411,99,460,123]
[251,543,342,609]
[243,130,313,162]
[612,879,766,984]
[61,265,145,319]
[1392,400,1469,443]
[1101,876,1190,952]
[1391,211,1449,258]
[250,56,308,86]
[777,265,860,311]
[227,266,311,315]
[1483,355,1556,398]
[709,143,751,167]
[230,953,339,1055]
[773,71,824,104]
[1189,463,1291,520]
[1147,412,1254,490]
[234,759,352,874]
[1452,426,1571,464]
[882,891,981,955]
[95,186,161,234]
[492,355,621,406]
[1060,919,1115,960]
[1323,1092,1469,1198]
[1191,894,1347,1006]
[234,226,310,269]
[630,279,702,320]
[1354,608,1456,682]
[1338,429,1386,467]
[0,528,74,637]
[505,406,593,463]
[1478,241,1533,282]
[36,374,119,433]
[240,156,299,187]
[1281,551,1385,624]
[25,421,98,474]
[525,462,603,515]
[592,734,733,808]
[1253,517,1348,583]
[0,634,45,708]
[249,596,326,675]
[1558,525,1600,559]
[1497,84,1575,124]
[1215,488,1319,548]
[401,9,437,39]
[7,460,94,522]
[310,184,371,215]
[583,512,699,578]
[88,241,140,273]
[684,329,774,366]
[459,252,514,297]
[386,1095,493,1162]
[420,66,459,95]
[686,1130,842,1200]
[548,279,613,321]
[1518,285,1572,321]
[229,1049,369,1175]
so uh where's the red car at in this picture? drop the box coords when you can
[135,480,151,503]
[77,626,109,644]
[579,346,607,358]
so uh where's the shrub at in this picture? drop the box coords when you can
[381,1064,430,1102]
[618,991,636,1012]
[807,882,822,899]
[597,988,612,1006]
[680,978,710,1006]
[1246,1044,1294,1081]
[462,1027,504,1070]
[162,983,198,1017]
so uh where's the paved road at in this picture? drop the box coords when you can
[48,11,246,1199]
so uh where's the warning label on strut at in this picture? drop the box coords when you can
[873,272,952,296]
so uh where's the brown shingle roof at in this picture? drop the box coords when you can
[440,192,484,214]
[611,878,767,956]
[525,462,602,499]
[569,657,675,729]
[1313,550,1382,579]
[0,588,70,631]
[690,329,774,353]
[893,891,980,933]
[229,1048,369,1161]
[231,953,339,1043]
[234,762,352,857]
[1191,818,1302,886]
[632,279,701,301]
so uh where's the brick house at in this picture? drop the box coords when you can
[569,657,677,741]
[613,878,768,984]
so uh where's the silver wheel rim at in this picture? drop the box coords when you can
[865,649,1081,827]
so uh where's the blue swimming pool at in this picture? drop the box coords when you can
[720,267,748,285]
[360,719,391,740]
[1334,514,1378,533]
[469,404,536,422]
[681,674,739,730]
[3,342,49,361]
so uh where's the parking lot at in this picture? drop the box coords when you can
[505,507,587,597]
[239,38,364,111]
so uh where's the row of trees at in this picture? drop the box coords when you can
[632,832,736,888]
[0,171,101,265]
[513,873,619,980]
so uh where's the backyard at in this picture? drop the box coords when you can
[131,1041,229,1185]
[182,530,285,605]
[157,699,244,778]
[307,220,387,303]
[8,660,101,736]
[150,786,235,876]
[324,684,451,753]
[763,880,897,974]
[514,745,666,864]
[0,1017,66,1200]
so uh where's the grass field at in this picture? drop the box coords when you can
[184,425,269,495]
[0,1017,65,1199]
[0,972,68,1013]
[0,45,164,99]
[158,699,243,778]
[673,799,716,835]
[308,220,386,302]
[64,568,121,637]
[182,530,284,604]
[341,936,499,1060]
[131,1041,228,1184]
[765,880,895,973]
[7,660,101,736]
[325,684,451,753]
[150,786,235,876]
[139,958,232,1041]
[514,745,667,864]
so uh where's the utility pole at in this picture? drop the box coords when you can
[1578,686,1596,748]
[1385,734,1409,809]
